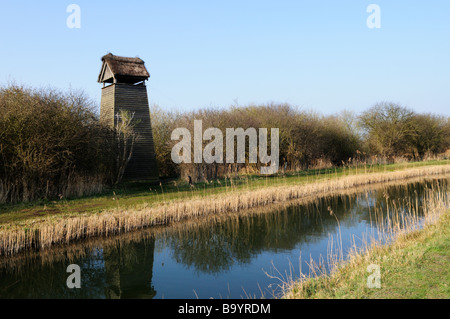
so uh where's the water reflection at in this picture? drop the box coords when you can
[0,238,157,299]
[166,178,446,275]
[0,177,447,299]
[103,239,157,299]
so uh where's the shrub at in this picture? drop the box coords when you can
[0,84,115,203]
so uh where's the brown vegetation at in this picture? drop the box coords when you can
[0,84,148,203]
[0,84,116,203]
[1,83,449,203]
[151,102,450,181]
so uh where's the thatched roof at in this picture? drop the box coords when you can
[98,53,150,84]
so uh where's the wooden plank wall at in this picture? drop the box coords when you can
[100,84,115,126]
[100,83,159,182]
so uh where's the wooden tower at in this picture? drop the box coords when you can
[98,53,159,182]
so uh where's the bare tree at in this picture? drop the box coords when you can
[114,110,140,184]
[359,102,415,158]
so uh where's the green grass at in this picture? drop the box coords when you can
[0,159,448,226]
[286,209,450,299]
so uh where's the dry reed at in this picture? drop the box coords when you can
[1,165,449,257]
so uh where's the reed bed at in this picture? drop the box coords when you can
[1,165,449,257]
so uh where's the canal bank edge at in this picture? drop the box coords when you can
[1,165,450,257]
[284,206,450,299]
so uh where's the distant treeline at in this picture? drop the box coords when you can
[151,102,450,180]
[1,83,449,203]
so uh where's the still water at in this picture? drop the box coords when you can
[0,177,448,299]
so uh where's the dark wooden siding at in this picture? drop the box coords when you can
[100,84,115,126]
[100,83,159,182]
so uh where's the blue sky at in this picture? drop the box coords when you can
[1,0,449,115]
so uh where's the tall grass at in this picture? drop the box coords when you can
[0,165,449,256]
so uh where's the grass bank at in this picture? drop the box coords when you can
[0,162,449,257]
[284,187,450,299]
[1,160,448,225]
